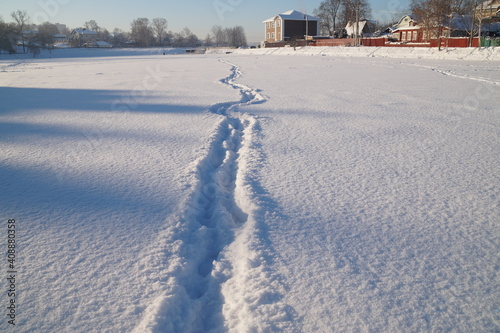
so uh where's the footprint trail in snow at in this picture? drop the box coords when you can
[134,59,294,332]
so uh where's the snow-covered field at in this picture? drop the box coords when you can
[1,47,499,332]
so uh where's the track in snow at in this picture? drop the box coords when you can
[134,59,269,332]
[180,60,268,331]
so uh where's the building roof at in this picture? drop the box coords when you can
[390,14,496,32]
[345,20,376,35]
[392,26,421,32]
[96,41,113,47]
[264,10,320,23]
[72,28,98,35]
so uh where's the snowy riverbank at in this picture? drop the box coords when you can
[209,45,500,61]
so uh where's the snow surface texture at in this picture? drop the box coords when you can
[208,45,500,61]
[1,48,499,332]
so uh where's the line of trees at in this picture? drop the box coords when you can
[128,18,201,47]
[206,25,247,47]
[0,10,249,54]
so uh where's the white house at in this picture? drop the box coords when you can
[70,28,98,46]
[345,19,377,37]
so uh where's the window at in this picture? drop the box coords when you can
[271,22,274,28]
[277,20,281,28]
[271,32,275,39]
[267,33,270,39]
[412,31,417,41]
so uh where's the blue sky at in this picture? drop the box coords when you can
[1,0,410,43]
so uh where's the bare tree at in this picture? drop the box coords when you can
[315,0,371,37]
[0,17,17,54]
[130,18,154,47]
[314,0,343,36]
[110,28,129,47]
[11,10,29,53]
[152,18,167,46]
[37,22,58,49]
[183,27,199,46]
[208,25,248,47]
[340,0,372,28]
[410,0,472,48]
[84,20,100,32]
[172,27,199,47]
[211,25,226,46]
[204,34,213,46]
[226,26,247,47]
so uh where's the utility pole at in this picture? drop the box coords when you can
[470,0,477,47]
[305,12,309,46]
[478,1,484,47]
[354,0,360,46]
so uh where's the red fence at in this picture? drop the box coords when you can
[360,38,387,47]
[312,38,355,47]
[267,37,481,48]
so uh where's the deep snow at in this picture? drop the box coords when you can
[0,47,499,332]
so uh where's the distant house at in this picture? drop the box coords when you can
[263,10,320,43]
[385,15,417,41]
[388,14,490,44]
[389,15,416,33]
[70,28,98,46]
[389,15,450,43]
[95,41,113,48]
[53,34,67,43]
[345,19,377,37]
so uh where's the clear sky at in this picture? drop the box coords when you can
[0,0,410,43]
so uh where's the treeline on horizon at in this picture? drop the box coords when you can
[0,11,248,53]
[1,0,492,54]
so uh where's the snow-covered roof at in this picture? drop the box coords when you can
[395,15,415,28]
[72,28,97,35]
[264,10,320,23]
[391,14,488,33]
[387,15,416,32]
[96,41,113,47]
[345,20,376,35]
[392,26,421,31]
